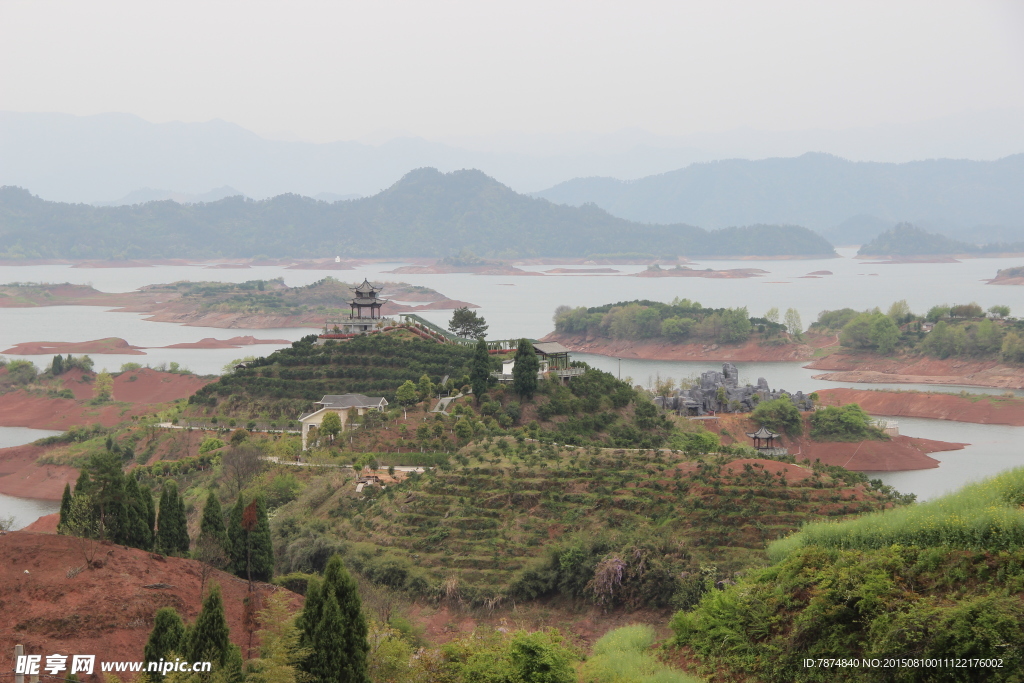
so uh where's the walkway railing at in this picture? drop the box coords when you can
[398,314,533,350]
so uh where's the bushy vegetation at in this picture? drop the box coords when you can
[751,398,803,436]
[811,298,1021,362]
[809,404,887,442]
[672,467,1024,681]
[554,298,786,345]
[272,446,908,610]
[187,333,477,420]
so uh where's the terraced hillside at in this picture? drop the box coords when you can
[273,447,910,610]
[186,333,477,420]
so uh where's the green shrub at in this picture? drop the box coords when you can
[809,404,886,442]
[751,398,802,436]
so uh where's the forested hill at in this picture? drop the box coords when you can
[534,153,1024,243]
[858,223,1024,257]
[0,169,835,260]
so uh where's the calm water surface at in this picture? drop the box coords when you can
[2,256,1024,506]
[0,427,63,529]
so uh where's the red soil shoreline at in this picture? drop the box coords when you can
[707,414,964,471]
[816,388,1024,426]
[806,352,1024,389]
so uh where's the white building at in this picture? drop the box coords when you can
[299,393,388,450]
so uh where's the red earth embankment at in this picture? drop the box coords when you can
[22,513,59,533]
[706,414,964,471]
[0,533,301,672]
[0,369,212,430]
[806,352,1024,389]
[0,444,77,499]
[816,388,1024,426]
[542,333,816,362]
[3,338,147,355]
[160,336,291,349]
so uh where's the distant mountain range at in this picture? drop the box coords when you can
[533,153,1024,245]
[0,169,835,260]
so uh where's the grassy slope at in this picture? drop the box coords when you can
[672,467,1024,682]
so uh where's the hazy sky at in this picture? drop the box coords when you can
[2,0,1022,143]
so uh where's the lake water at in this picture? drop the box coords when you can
[0,427,63,529]
[1,253,1023,513]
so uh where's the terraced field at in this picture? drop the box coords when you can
[273,445,910,609]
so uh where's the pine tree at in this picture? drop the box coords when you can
[175,489,190,553]
[122,477,153,550]
[143,607,186,679]
[142,484,156,539]
[298,557,370,683]
[51,354,65,375]
[296,577,324,653]
[512,338,540,400]
[58,483,73,534]
[187,584,232,668]
[155,481,188,555]
[249,496,273,582]
[470,337,491,403]
[227,496,246,577]
[306,591,345,683]
[89,450,128,541]
[199,490,228,550]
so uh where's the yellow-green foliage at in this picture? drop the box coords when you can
[582,626,702,683]
[770,466,1024,561]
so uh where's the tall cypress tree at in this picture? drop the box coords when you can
[51,354,65,375]
[142,484,156,540]
[512,338,540,400]
[296,577,324,652]
[300,555,370,683]
[470,337,491,402]
[175,489,190,553]
[249,496,273,582]
[122,477,153,550]
[187,583,232,668]
[155,481,188,555]
[143,607,186,679]
[227,496,246,577]
[58,483,73,534]
[199,490,228,550]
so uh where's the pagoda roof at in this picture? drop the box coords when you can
[350,297,387,306]
[353,278,381,295]
[746,426,779,439]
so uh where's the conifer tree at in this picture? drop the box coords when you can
[58,483,73,533]
[142,484,156,539]
[227,496,246,576]
[122,476,153,550]
[89,450,128,541]
[143,607,186,679]
[512,338,540,400]
[199,490,227,550]
[51,354,65,375]
[299,555,370,683]
[187,583,232,668]
[174,489,190,553]
[470,337,491,403]
[155,481,188,555]
[249,496,273,582]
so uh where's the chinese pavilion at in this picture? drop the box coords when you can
[349,279,388,319]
